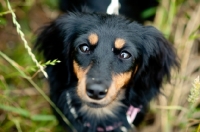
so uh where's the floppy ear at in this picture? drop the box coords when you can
[35,15,77,87]
[129,25,179,106]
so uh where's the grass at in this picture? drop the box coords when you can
[0,0,200,132]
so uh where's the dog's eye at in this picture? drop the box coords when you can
[119,51,131,59]
[79,44,90,54]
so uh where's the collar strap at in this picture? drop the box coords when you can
[126,105,141,124]
[84,122,122,132]
[84,105,141,132]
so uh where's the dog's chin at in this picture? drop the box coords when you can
[79,100,125,119]
[78,90,126,118]
[86,102,107,108]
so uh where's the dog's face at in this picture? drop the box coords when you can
[73,31,139,117]
[36,12,178,121]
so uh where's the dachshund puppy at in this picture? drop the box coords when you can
[36,12,178,132]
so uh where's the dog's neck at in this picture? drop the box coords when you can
[66,92,140,132]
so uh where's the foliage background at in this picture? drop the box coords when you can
[0,0,200,132]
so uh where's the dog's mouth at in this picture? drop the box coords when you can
[82,90,126,109]
[79,91,126,118]
[86,102,107,108]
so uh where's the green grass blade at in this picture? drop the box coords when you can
[0,104,30,117]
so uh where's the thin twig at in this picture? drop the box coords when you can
[5,0,48,78]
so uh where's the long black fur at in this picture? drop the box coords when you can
[36,12,179,132]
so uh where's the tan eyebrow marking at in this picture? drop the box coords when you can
[88,33,98,45]
[114,38,126,49]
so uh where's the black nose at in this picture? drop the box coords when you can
[86,84,108,100]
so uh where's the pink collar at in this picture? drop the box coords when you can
[84,105,141,132]
[126,105,141,124]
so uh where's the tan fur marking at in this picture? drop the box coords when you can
[134,65,138,75]
[73,61,89,98]
[115,38,126,49]
[88,33,98,45]
[106,71,132,100]
[89,70,133,117]
[73,61,85,80]
[113,71,132,90]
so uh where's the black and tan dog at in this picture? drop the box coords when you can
[36,1,179,132]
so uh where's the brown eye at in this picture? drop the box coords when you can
[119,51,131,59]
[79,44,90,54]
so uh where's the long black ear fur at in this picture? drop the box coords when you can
[37,13,86,82]
[35,15,78,104]
[128,25,179,107]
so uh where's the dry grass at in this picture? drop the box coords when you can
[140,1,200,132]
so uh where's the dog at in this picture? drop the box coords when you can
[36,2,179,132]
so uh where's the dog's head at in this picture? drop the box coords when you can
[36,12,178,119]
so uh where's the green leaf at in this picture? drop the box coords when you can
[0,104,30,117]
[141,7,157,19]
